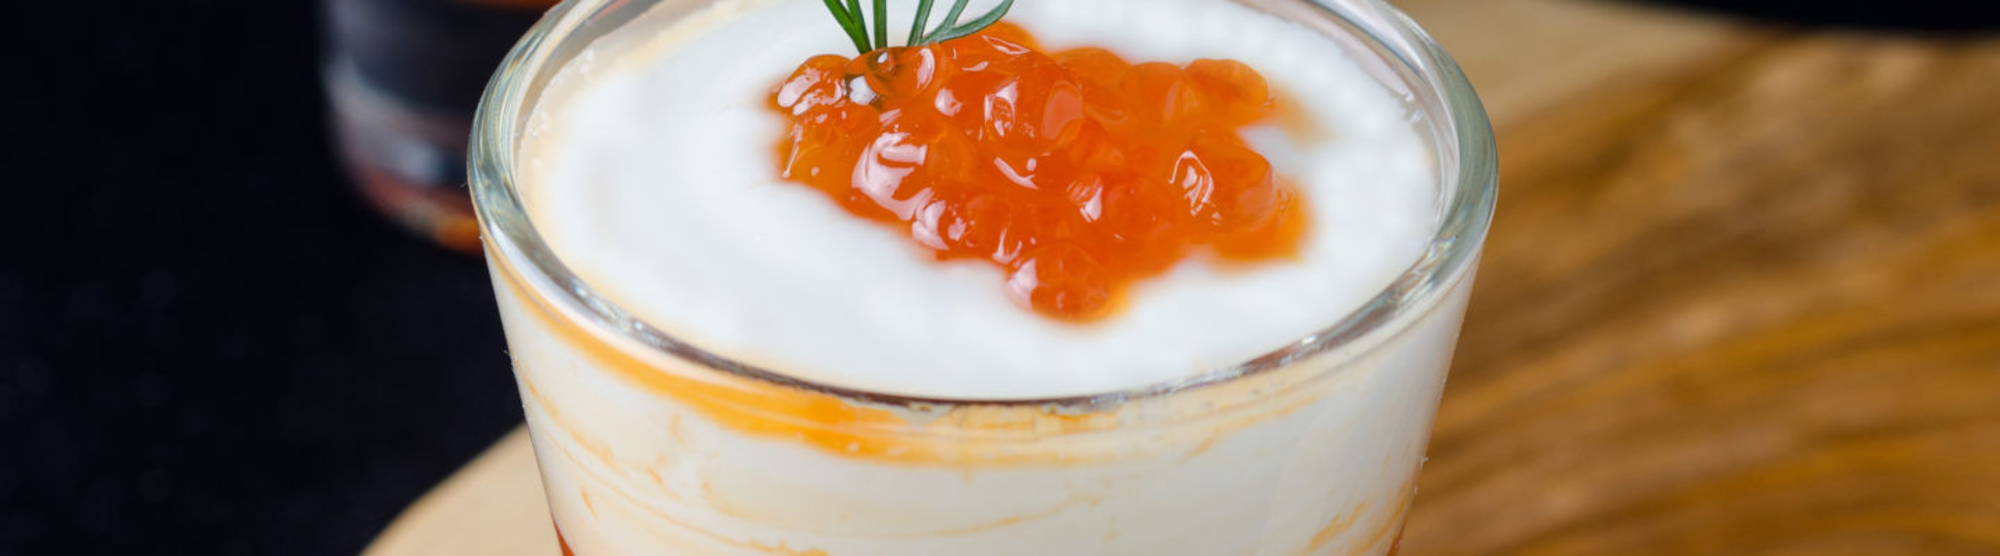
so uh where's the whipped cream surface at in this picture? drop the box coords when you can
[521,0,1436,398]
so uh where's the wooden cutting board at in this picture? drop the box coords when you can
[365,1,2000,553]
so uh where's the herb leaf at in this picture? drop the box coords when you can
[819,0,872,53]
[924,0,1014,44]
[923,0,973,44]
[818,0,1015,54]
[872,0,889,49]
[907,0,939,46]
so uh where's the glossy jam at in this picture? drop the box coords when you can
[773,23,1308,321]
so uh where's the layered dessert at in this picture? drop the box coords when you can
[480,0,1482,554]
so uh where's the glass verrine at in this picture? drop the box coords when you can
[470,0,1496,554]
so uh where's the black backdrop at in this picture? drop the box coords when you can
[2,1,1994,554]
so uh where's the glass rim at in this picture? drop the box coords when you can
[469,0,1499,408]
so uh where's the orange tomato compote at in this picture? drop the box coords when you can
[772,23,1309,322]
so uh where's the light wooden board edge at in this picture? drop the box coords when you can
[1397,0,1751,128]
[364,427,557,556]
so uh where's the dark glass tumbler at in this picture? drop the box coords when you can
[322,0,558,252]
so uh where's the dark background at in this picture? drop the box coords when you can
[1,1,1995,554]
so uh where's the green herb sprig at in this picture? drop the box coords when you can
[819,0,1016,54]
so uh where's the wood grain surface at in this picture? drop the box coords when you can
[1404,26,2000,556]
[366,1,2000,554]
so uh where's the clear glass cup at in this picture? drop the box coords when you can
[469,0,1496,554]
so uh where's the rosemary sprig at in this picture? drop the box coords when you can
[906,0,938,45]
[926,0,972,44]
[923,0,1014,44]
[873,0,889,50]
[847,0,868,45]
[819,0,872,53]
[818,0,1017,54]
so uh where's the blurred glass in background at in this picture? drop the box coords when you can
[322,0,560,253]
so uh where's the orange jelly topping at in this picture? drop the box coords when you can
[772,23,1309,321]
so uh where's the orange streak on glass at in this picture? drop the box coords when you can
[491,251,1133,466]
[1297,480,1417,556]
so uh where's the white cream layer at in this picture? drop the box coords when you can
[520,0,1437,399]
